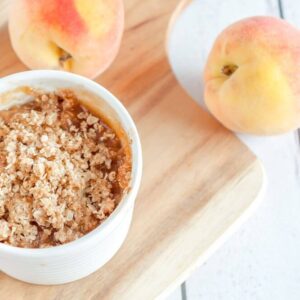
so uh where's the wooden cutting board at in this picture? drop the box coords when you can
[0,0,264,299]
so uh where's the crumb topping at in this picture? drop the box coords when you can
[0,90,131,248]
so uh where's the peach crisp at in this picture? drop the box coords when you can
[0,90,131,248]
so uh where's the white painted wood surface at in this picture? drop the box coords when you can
[167,0,300,299]
[167,287,183,300]
[281,0,300,27]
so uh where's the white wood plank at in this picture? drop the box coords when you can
[168,0,300,299]
[166,286,183,300]
[279,0,300,26]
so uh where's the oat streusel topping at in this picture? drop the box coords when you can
[0,90,131,248]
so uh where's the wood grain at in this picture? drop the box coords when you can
[0,0,264,299]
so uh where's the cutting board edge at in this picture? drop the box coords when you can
[160,159,266,299]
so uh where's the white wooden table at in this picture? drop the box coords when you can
[167,0,300,299]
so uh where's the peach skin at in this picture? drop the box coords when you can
[8,0,124,79]
[204,16,300,135]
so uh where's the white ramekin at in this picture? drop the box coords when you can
[0,70,142,285]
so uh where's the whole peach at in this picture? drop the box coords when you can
[9,0,124,79]
[204,16,300,135]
